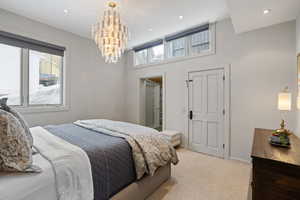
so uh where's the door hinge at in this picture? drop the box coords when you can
[223,75,225,81]
[223,144,225,149]
[186,79,193,87]
[222,109,225,115]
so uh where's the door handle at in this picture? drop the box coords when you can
[189,110,193,120]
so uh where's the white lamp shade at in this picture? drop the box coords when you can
[278,92,291,111]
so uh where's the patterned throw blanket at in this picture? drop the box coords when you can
[74,119,179,179]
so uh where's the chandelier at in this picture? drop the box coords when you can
[92,1,129,63]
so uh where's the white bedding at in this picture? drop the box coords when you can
[0,127,93,200]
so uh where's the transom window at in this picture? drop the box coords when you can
[149,44,164,63]
[0,31,65,110]
[190,29,210,55]
[135,49,148,66]
[166,37,186,58]
[134,23,214,67]
[133,39,164,65]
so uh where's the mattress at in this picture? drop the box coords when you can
[44,124,136,200]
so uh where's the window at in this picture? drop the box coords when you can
[166,37,186,58]
[134,23,214,67]
[0,44,22,105]
[133,39,164,66]
[0,31,66,111]
[190,29,210,55]
[135,49,148,65]
[149,44,164,63]
[29,50,63,105]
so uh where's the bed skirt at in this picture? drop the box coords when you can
[111,164,171,200]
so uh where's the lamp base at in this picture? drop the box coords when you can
[274,128,291,136]
[271,119,291,147]
[274,119,292,136]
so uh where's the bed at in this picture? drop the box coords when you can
[0,120,177,200]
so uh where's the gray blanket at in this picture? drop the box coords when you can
[44,124,136,200]
[74,119,179,179]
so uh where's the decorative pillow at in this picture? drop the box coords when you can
[0,99,41,172]
[0,98,33,149]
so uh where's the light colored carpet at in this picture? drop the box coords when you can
[147,148,251,200]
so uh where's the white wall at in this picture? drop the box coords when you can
[297,15,300,53]
[295,14,300,138]
[0,9,126,127]
[124,19,296,161]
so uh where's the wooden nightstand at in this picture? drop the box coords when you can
[160,130,181,147]
[251,128,300,200]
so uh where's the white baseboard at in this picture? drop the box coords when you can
[179,147,252,164]
[230,156,251,164]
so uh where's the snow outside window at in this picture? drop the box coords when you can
[0,44,22,105]
[29,50,63,105]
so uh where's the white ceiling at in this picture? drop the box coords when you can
[226,0,300,33]
[0,0,228,47]
[0,0,299,47]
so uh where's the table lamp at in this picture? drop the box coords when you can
[276,86,291,135]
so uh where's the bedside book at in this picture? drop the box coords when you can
[269,135,290,148]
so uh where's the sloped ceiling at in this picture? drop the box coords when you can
[226,0,300,33]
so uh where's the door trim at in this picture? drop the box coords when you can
[184,65,231,159]
[137,72,166,131]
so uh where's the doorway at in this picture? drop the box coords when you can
[187,68,226,158]
[139,76,164,131]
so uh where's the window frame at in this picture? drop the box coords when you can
[1,47,68,114]
[134,23,216,68]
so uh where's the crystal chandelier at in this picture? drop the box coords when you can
[92,1,129,63]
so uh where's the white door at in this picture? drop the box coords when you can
[188,69,225,158]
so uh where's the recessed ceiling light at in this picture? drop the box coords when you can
[263,9,271,15]
[64,9,69,14]
[179,15,184,20]
[148,28,153,31]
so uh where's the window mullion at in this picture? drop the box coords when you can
[186,36,190,56]
[147,48,150,64]
[163,40,167,60]
[21,48,29,107]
